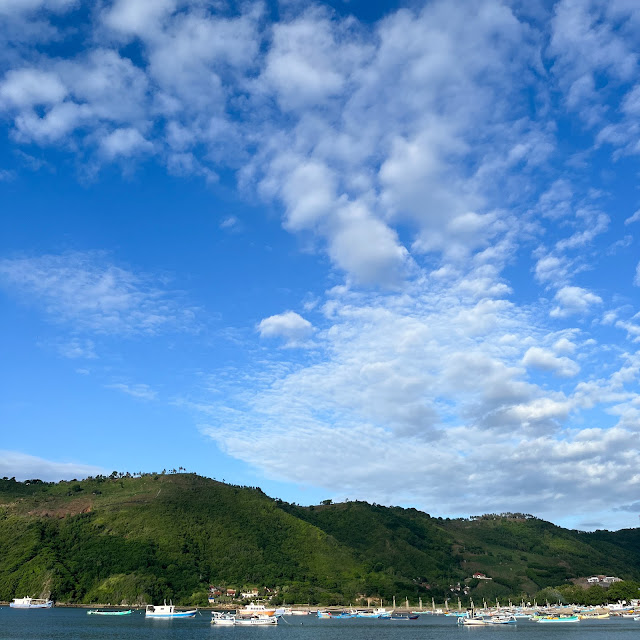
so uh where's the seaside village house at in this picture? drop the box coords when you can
[472,572,492,580]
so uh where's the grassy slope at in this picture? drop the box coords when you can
[0,474,363,604]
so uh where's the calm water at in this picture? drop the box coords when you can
[1,608,639,640]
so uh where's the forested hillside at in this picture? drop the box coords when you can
[0,473,638,606]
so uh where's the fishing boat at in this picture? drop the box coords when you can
[357,607,392,618]
[145,601,197,618]
[486,615,517,624]
[10,597,53,609]
[238,602,276,616]
[458,616,488,626]
[532,614,579,623]
[211,612,236,626]
[87,609,133,615]
[389,613,419,620]
[235,614,278,625]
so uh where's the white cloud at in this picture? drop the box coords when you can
[550,285,603,318]
[105,382,157,401]
[522,346,580,377]
[258,311,314,347]
[100,127,154,159]
[625,209,640,225]
[0,251,196,335]
[0,450,102,481]
[0,68,66,107]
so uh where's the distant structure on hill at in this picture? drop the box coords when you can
[586,575,622,585]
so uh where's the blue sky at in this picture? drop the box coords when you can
[1,0,640,532]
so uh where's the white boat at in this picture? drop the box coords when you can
[145,601,196,618]
[211,612,236,625]
[10,597,53,609]
[458,616,488,626]
[356,607,391,618]
[238,602,276,616]
[486,615,517,624]
[235,615,278,625]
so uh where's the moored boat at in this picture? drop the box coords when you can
[211,611,236,625]
[486,615,517,624]
[458,616,488,626]
[87,609,133,615]
[235,614,278,625]
[10,597,53,609]
[532,614,579,623]
[238,602,276,616]
[145,601,197,618]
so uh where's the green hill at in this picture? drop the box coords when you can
[0,474,638,606]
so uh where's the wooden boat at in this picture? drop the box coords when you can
[87,609,133,615]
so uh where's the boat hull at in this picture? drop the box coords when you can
[87,610,133,616]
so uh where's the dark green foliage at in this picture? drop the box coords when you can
[0,475,638,606]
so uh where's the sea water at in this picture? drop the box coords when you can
[1,608,638,640]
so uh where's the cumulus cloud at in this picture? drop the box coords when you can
[522,346,580,377]
[258,311,314,347]
[550,286,603,318]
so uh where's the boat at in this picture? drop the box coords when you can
[532,614,579,623]
[87,609,133,615]
[355,607,391,618]
[238,602,276,616]
[145,601,197,618]
[578,612,609,619]
[486,615,517,624]
[211,612,236,626]
[10,597,53,609]
[235,615,278,625]
[458,616,488,626]
[389,613,419,620]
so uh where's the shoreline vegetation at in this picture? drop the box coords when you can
[1,472,638,608]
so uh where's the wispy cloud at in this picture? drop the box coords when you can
[0,251,197,336]
[105,382,157,401]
